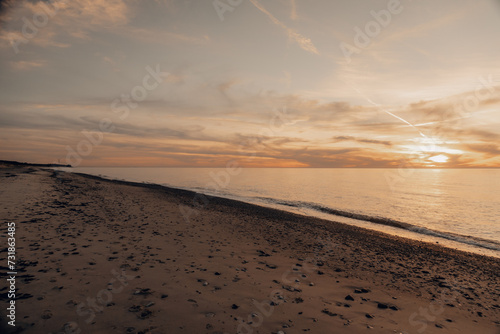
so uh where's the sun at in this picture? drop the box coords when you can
[429,154,449,163]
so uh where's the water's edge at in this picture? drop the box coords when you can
[253,196,500,252]
[54,168,500,259]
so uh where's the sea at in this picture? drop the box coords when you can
[58,167,500,258]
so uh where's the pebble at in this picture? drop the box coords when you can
[62,322,79,332]
[41,310,52,319]
[377,302,388,309]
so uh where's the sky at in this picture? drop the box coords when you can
[0,0,499,167]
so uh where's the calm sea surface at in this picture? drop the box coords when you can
[61,168,500,258]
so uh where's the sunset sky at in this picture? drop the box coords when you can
[0,0,499,167]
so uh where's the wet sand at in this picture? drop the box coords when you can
[0,165,499,333]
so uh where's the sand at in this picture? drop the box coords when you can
[0,164,499,334]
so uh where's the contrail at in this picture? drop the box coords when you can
[248,0,319,55]
[348,83,428,138]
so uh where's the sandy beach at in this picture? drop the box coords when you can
[0,164,499,334]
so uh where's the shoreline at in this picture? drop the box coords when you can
[68,168,500,259]
[71,169,500,265]
[0,165,499,333]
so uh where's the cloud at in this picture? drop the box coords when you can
[248,0,318,55]
[10,59,46,70]
[43,0,130,27]
[102,56,120,72]
[231,132,308,149]
[0,107,214,141]
[464,129,500,141]
[466,144,500,157]
[383,8,469,45]
[1,74,499,167]
[0,0,15,17]
[0,0,129,51]
[217,79,240,98]
[267,146,402,168]
[0,29,71,51]
[331,136,392,146]
[125,27,210,46]
[0,0,207,53]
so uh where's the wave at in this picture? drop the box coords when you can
[254,196,500,252]
[56,168,500,254]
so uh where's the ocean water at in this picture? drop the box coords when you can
[60,167,500,258]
